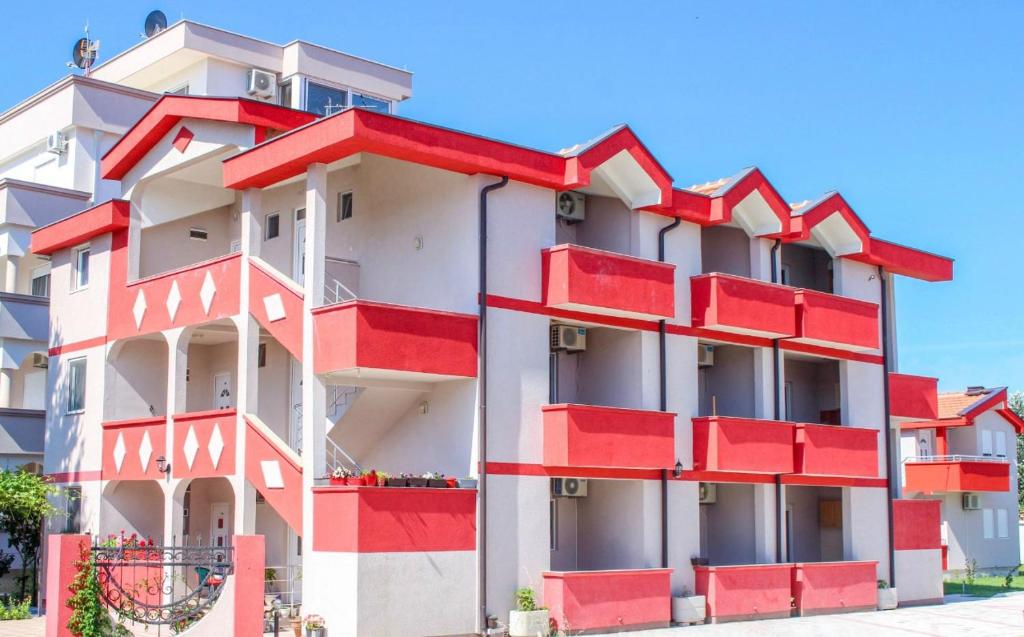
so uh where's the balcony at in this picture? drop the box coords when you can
[889,373,938,420]
[542,569,671,633]
[311,485,476,552]
[312,300,477,382]
[692,416,795,475]
[542,244,675,320]
[690,273,796,338]
[794,424,879,478]
[694,564,793,623]
[101,417,168,481]
[792,561,878,616]
[0,292,48,342]
[542,404,674,470]
[171,410,237,480]
[792,289,879,352]
[904,456,1011,493]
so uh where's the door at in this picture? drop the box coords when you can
[213,372,232,410]
[289,359,302,451]
[22,370,45,410]
[785,505,794,562]
[916,430,933,459]
[210,503,229,548]
[293,208,306,285]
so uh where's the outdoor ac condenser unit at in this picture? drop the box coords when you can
[698,482,717,504]
[556,191,586,222]
[32,353,48,369]
[698,344,714,367]
[552,478,588,498]
[551,324,586,352]
[246,69,276,99]
[962,493,981,510]
[46,131,66,155]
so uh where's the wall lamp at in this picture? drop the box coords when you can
[156,455,171,476]
[673,460,683,479]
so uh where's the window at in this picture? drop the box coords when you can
[265,213,280,240]
[983,508,994,539]
[784,381,793,421]
[305,81,348,116]
[64,487,82,533]
[31,265,51,297]
[189,227,208,241]
[549,498,558,551]
[258,343,267,368]
[995,431,1007,458]
[279,80,293,108]
[166,84,189,96]
[351,93,390,113]
[998,508,1009,538]
[67,357,86,412]
[73,245,90,290]
[337,191,353,221]
[981,430,993,457]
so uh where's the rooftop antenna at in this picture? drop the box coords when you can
[67,21,100,76]
[143,10,168,38]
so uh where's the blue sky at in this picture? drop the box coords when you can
[2,1,1021,392]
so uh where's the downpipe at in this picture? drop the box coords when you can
[878,266,897,587]
[658,217,681,569]
[770,239,783,562]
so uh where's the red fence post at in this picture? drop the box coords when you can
[45,534,89,637]
[232,535,265,636]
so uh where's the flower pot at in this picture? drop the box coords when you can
[362,474,376,486]
[290,618,303,637]
[427,479,448,488]
[877,587,898,610]
[408,477,428,487]
[509,609,550,637]
[345,476,362,486]
[672,595,706,625]
[329,477,345,485]
[386,477,408,487]
[690,557,709,567]
[305,627,325,637]
[457,478,478,489]
[446,477,458,488]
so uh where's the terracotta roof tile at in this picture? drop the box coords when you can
[936,388,992,419]
[686,176,732,196]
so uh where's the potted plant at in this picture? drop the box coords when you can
[457,477,478,489]
[408,473,428,488]
[877,579,898,610]
[329,467,352,485]
[289,609,303,637]
[361,469,377,486]
[425,471,448,488]
[375,471,390,486]
[304,614,325,637]
[671,587,706,625]
[508,587,549,637]
[386,473,409,487]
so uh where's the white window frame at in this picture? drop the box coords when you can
[31,263,51,297]
[982,508,994,539]
[981,429,993,457]
[997,508,1009,538]
[337,190,353,222]
[995,431,1007,458]
[66,356,87,413]
[72,244,90,291]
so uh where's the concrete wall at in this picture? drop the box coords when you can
[701,225,751,277]
[99,480,164,540]
[139,205,239,278]
[698,345,755,418]
[785,485,843,562]
[783,357,840,424]
[781,243,832,292]
[185,340,238,413]
[702,483,756,565]
[106,338,168,420]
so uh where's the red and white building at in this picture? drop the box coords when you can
[28,17,1013,637]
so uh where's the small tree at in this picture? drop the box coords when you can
[1010,391,1024,509]
[0,469,58,603]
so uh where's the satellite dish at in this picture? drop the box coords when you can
[71,37,97,70]
[144,10,168,37]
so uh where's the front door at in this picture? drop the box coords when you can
[293,208,306,286]
[213,372,232,410]
[210,502,229,548]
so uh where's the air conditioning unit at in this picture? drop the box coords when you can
[32,353,48,369]
[552,478,588,498]
[962,493,981,510]
[551,324,586,352]
[246,69,277,99]
[556,191,586,222]
[698,344,714,367]
[46,131,67,155]
[698,482,717,504]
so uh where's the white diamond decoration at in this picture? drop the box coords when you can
[138,430,153,472]
[183,426,200,469]
[263,293,286,322]
[208,424,225,469]
[261,460,284,489]
[199,271,217,315]
[132,290,147,329]
[166,281,182,321]
[113,433,127,473]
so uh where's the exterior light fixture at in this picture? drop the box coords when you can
[673,460,683,479]
[156,455,171,475]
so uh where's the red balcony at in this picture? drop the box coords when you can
[792,561,877,616]
[794,424,879,478]
[311,486,476,552]
[904,457,1011,493]
[542,404,674,470]
[171,410,237,480]
[248,258,304,360]
[692,416,795,474]
[543,569,671,633]
[889,373,939,420]
[694,564,793,623]
[690,273,797,338]
[312,300,478,381]
[101,417,168,481]
[542,244,675,320]
[792,289,879,352]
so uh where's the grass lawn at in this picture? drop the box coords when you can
[944,576,1024,598]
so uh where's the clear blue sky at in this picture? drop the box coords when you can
[3,1,1021,393]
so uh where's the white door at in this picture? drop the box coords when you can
[210,503,229,548]
[917,431,932,458]
[289,359,302,451]
[293,208,306,285]
[22,370,45,410]
[213,372,232,410]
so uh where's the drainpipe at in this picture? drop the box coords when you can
[878,266,897,587]
[770,239,783,562]
[477,175,508,634]
[658,217,681,569]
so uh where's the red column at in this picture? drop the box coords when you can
[232,535,265,636]
[935,428,948,456]
[45,534,89,637]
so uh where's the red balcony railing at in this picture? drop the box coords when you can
[793,289,879,352]
[312,300,478,381]
[542,404,674,470]
[904,456,1011,493]
[690,273,797,338]
[692,416,795,474]
[542,244,675,320]
[792,561,878,616]
[543,569,671,633]
[889,373,939,420]
[794,424,879,478]
[101,417,168,481]
[694,564,793,623]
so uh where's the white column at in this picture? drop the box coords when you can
[0,368,13,408]
[235,189,262,535]
[4,255,17,293]
[163,328,187,546]
[753,484,778,563]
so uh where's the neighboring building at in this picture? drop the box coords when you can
[27,16,1011,637]
[893,378,1023,572]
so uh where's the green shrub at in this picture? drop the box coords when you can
[0,596,31,620]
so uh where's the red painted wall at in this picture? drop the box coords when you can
[542,244,675,319]
[794,289,879,351]
[33,200,130,256]
[45,534,89,637]
[792,561,877,614]
[542,404,675,470]
[690,273,797,338]
[312,486,476,552]
[248,260,304,360]
[692,416,795,474]
[543,569,671,632]
[794,424,878,478]
[694,564,793,621]
[171,410,237,479]
[101,417,167,480]
[904,460,1010,493]
[244,417,302,533]
[894,500,942,550]
[888,373,939,420]
[232,535,266,637]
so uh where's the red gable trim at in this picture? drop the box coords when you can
[564,126,674,206]
[996,408,1024,434]
[711,167,791,235]
[850,237,954,282]
[31,199,129,256]
[101,95,316,181]
[785,192,871,250]
[900,417,969,431]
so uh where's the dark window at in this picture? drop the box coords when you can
[31,272,50,297]
[265,213,280,240]
[338,191,353,221]
[189,227,208,241]
[279,81,293,108]
[258,343,267,368]
[305,82,347,116]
